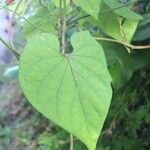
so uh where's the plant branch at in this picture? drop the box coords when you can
[5,0,23,53]
[67,7,81,23]
[60,0,67,54]
[0,37,20,60]
[3,0,23,61]
[94,37,150,50]
[11,0,24,20]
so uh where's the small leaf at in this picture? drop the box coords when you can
[19,31,112,150]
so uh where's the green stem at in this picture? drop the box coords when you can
[94,36,150,50]
[0,37,20,60]
[0,0,23,61]
[9,0,23,49]
[11,0,24,20]
[70,134,74,150]
[60,0,67,54]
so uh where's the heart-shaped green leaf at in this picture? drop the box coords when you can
[19,31,112,150]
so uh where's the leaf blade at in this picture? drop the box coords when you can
[75,0,101,19]
[19,31,112,150]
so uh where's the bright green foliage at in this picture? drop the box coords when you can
[23,8,58,39]
[99,2,142,42]
[103,42,150,89]
[19,31,112,150]
[103,0,142,20]
[75,0,101,19]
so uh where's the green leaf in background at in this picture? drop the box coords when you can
[102,0,142,20]
[102,42,150,89]
[99,2,141,43]
[8,0,27,14]
[19,31,112,150]
[23,8,58,39]
[133,13,150,41]
[75,0,101,19]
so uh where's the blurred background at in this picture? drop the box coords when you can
[0,0,150,150]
